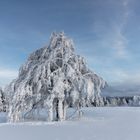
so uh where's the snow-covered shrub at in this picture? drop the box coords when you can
[7,32,106,122]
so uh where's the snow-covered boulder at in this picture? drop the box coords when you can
[7,32,106,122]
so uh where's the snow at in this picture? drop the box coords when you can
[0,107,140,140]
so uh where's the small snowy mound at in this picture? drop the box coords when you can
[6,32,106,122]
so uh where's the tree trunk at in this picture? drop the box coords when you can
[56,99,59,120]
[56,98,64,121]
[63,100,67,120]
[48,102,53,121]
[58,99,64,121]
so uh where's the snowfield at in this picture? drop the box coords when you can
[0,107,140,140]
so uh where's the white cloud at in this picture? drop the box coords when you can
[0,68,18,87]
[92,0,131,59]
[104,68,140,85]
[123,0,129,7]
[0,68,18,78]
[111,27,128,58]
[111,0,130,59]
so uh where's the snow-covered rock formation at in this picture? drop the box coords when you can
[7,32,106,122]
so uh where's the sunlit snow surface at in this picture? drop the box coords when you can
[0,107,140,140]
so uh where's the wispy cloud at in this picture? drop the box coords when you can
[103,67,140,85]
[0,68,18,87]
[92,0,131,59]
[111,0,130,58]
[0,68,18,78]
[111,26,128,58]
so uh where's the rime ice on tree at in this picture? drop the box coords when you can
[0,88,6,112]
[7,32,106,122]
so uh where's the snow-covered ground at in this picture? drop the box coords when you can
[0,107,140,140]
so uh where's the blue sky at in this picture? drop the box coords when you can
[0,0,140,87]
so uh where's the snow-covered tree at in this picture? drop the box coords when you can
[132,96,140,106]
[7,32,106,122]
[0,87,6,112]
[0,89,3,111]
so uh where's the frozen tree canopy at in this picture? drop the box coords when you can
[7,32,106,122]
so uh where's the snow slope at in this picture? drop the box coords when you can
[0,107,140,140]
